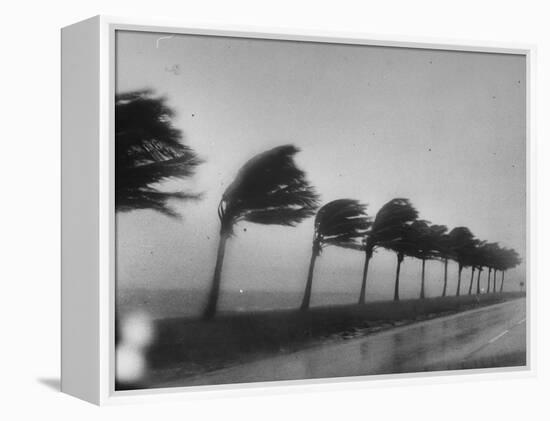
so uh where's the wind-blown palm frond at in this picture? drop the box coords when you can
[447,227,479,266]
[489,246,520,272]
[469,240,487,269]
[115,89,203,217]
[218,144,320,235]
[427,224,449,252]
[366,198,419,252]
[478,242,500,267]
[313,199,371,252]
[503,248,522,270]
[411,222,448,258]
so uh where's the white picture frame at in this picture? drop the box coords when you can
[61,15,534,405]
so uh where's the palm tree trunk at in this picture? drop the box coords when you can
[468,266,475,295]
[442,258,448,297]
[500,271,505,292]
[493,269,497,293]
[476,268,482,294]
[486,267,492,293]
[358,250,372,305]
[393,253,403,301]
[203,232,229,319]
[456,264,463,296]
[300,244,319,310]
[420,258,426,299]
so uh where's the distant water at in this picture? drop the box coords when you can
[116,287,384,320]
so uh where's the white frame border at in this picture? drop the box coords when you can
[96,15,535,405]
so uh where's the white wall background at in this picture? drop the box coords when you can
[0,0,548,419]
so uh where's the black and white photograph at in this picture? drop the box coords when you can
[114,30,526,391]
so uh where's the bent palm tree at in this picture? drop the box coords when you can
[447,227,478,296]
[407,222,448,299]
[467,241,485,295]
[387,223,419,301]
[359,198,418,303]
[469,240,486,295]
[437,232,453,297]
[477,242,499,293]
[116,90,203,217]
[203,144,320,319]
[467,265,476,295]
[491,244,508,292]
[300,199,370,310]
[498,248,521,292]
[476,266,483,294]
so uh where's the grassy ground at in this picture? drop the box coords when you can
[129,292,525,388]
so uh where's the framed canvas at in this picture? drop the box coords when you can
[61,15,534,405]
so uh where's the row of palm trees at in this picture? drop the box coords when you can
[114,90,521,320]
[300,198,522,311]
[203,144,521,319]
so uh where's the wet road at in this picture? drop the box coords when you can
[164,298,526,387]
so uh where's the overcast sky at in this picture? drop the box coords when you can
[115,30,526,301]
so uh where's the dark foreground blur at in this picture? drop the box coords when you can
[116,292,526,390]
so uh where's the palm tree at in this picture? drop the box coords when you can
[203,145,320,319]
[476,266,483,294]
[300,199,370,310]
[485,243,502,293]
[493,264,498,292]
[437,232,453,297]
[468,240,487,295]
[479,242,499,294]
[423,224,448,298]
[359,198,418,303]
[466,265,476,295]
[406,222,448,299]
[467,241,485,295]
[499,248,521,292]
[115,89,203,217]
[447,227,478,296]
[388,223,419,301]
[490,245,501,293]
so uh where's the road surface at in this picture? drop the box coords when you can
[161,298,526,387]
